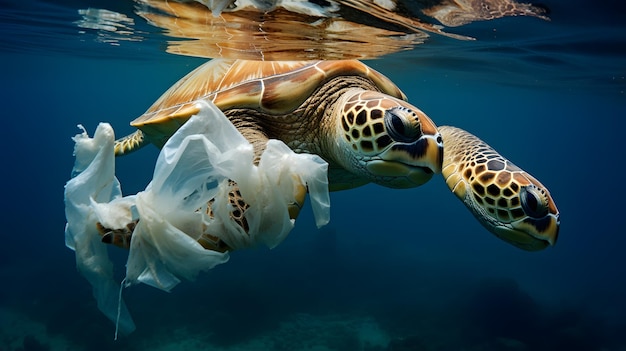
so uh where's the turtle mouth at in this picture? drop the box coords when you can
[494,212,560,251]
[363,134,443,188]
[365,159,437,188]
[492,225,554,251]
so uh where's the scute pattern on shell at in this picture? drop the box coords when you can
[131,59,406,129]
[132,60,312,126]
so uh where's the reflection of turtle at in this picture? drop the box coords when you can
[107,59,559,251]
[132,0,549,60]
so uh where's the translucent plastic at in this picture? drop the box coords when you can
[64,100,330,332]
[64,123,136,335]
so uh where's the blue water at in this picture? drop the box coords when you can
[1,1,625,350]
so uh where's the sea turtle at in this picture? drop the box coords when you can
[105,59,559,251]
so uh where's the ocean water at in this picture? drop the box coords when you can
[1,0,625,350]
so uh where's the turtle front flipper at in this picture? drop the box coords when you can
[194,116,311,247]
[114,130,148,156]
[94,184,256,252]
[97,179,307,252]
[197,177,307,251]
[439,126,560,251]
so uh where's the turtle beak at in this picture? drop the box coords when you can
[372,121,443,188]
[501,212,560,251]
[379,108,443,175]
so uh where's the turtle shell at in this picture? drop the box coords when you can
[131,59,406,147]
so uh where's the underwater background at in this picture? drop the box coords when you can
[1,0,625,350]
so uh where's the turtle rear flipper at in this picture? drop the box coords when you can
[114,130,148,156]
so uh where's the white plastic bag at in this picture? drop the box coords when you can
[64,99,330,332]
[64,123,136,335]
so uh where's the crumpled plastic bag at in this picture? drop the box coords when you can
[64,122,137,335]
[64,100,330,333]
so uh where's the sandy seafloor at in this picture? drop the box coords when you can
[1,0,626,350]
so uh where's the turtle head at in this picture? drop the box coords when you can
[469,170,560,251]
[440,126,560,251]
[331,89,443,189]
[473,172,560,251]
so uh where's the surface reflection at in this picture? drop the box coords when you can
[75,0,549,60]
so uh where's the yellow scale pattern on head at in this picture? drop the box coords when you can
[441,125,560,250]
[340,93,392,155]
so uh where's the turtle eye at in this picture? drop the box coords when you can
[520,184,549,218]
[384,106,422,143]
